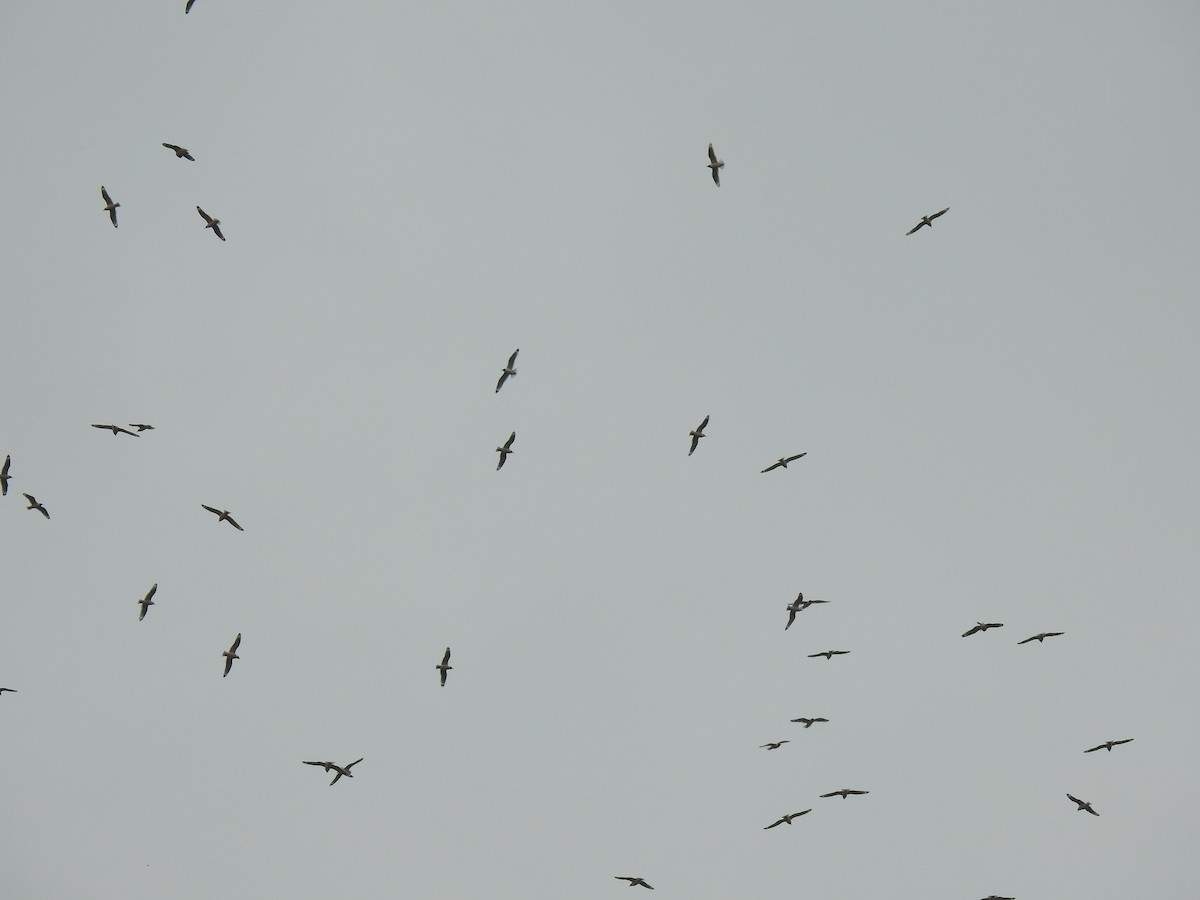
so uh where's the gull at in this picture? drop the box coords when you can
[764,809,811,829]
[906,207,949,235]
[92,423,140,437]
[496,432,516,470]
[1018,631,1064,644]
[100,186,120,227]
[328,758,363,785]
[1067,793,1099,816]
[202,505,244,531]
[221,633,241,677]
[1,454,10,496]
[162,143,194,161]
[138,583,157,621]
[436,647,452,686]
[1085,738,1134,753]
[0,688,16,696]
[784,593,806,630]
[128,423,155,432]
[196,206,225,241]
[495,349,519,393]
[980,896,1016,900]
[790,717,829,728]
[808,650,849,660]
[706,143,724,187]
[962,622,1003,637]
[185,0,197,12]
[615,877,653,889]
[760,741,790,750]
[761,453,807,473]
[688,415,709,456]
[23,493,49,519]
[820,789,869,799]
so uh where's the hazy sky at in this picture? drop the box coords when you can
[2,2,1199,898]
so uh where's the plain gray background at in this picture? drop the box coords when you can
[2,2,1198,897]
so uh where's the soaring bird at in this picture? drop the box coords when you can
[23,494,49,519]
[962,622,1003,637]
[1067,793,1099,816]
[906,207,949,235]
[761,453,806,473]
[496,432,516,470]
[495,349,519,393]
[706,143,724,186]
[202,505,244,531]
[128,423,155,432]
[436,647,452,686]
[808,650,849,660]
[1018,631,1064,644]
[100,186,120,227]
[221,633,241,677]
[138,583,157,621]
[784,593,806,630]
[185,0,197,12]
[760,741,790,750]
[615,877,653,889]
[979,896,1016,900]
[0,688,17,696]
[764,810,811,829]
[92,423,139,437]
[196,206,225,241]
[790,717,829,728]
[162,143,194,160]
[1085,739,1134,753]
[328,758,364,785]
[820,789,869,799]
[688,415,709,456]
[1,454,10,496]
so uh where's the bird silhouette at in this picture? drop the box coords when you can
[100,186,120,227]
[202,505,243,531]
[23,493,49,519]
[92,423,139,437]
[1067,793,1099,816]
[496,432,516,470]
[1018,631,1064,644]
[808,650,849,660]
[196,206,225,241]
[138,584,157,621]
[962,622,1003,637]
[0,454,10,496]
[495,349,519,392]
[761,453,806,473]
[763,810,811,829]
[688,415,709,456]
[1084,738,1133,753]
[790,717,829,728]
[615,877,653,889]
[436,647,452,686]
[760,741,790,750]
[906,207,949,234]
[706,144,724,186]
[820,789,869,799]
[162,143,194,160]
[222,634,241,677]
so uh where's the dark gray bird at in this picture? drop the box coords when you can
[100,186,120,227]
[0,688,17,696]
[162,143,194,161]
[615,877,653,889]
[23,493,49,519]
[962,622,1003,637]
[688,415,709,456]
[820,789,869,799]
[92,423,139,437]
[707,143,724,186]
[1085,739,1134,753]
[761,453,806,473]
[760,741,790,750]
[1067,793,1099,816]
[496,432,516,470]
[495,349,519,393]
[436,647,452,686]
[1,454,10,496]
[808,650,849,660]
[784,593,806,630]
[128,424,155,432]
[764,809,811,829]
[328,758,363,785]
[1018,631,1064,644]
[185,0,197,12]
[790,717,829,728]
[906,207,949,234]
[196,206,225,241]
[221,633,241,676]
[202,505,243,531]
[979,896,1016,900]
[138,583,157,621]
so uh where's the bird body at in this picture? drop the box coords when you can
[1085,738,1133,753]
[496,432,516,469]
[92,423,139,437]
[202,505,243,531]
[222,633,241,677]
[688,415,709,456]
[1018,631,1064,644]
[101,186,120,227]
[162,143,194,160]
[196,206,225,241]
[962,622,1003,637]
[707,143,724,186]
[436,647,452,686]
[761,453,806,473]
[495,349,519,392]
[23,493,49,518]
[906,207,949,234]
[764,809,811,829]
[138,583,157,621]
[1067,793,1099,816]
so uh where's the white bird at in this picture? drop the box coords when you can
[688,415,709,456]
[906,207,950,235]
[706,144,724,186]
[162,143,194,160]
[100,186,120,227]
[202,505,243,531]
[222,633,241,677]
[761,453,806,473]
[436,647,452,686]
[196,206,225,241]
[495,349,519,393]
[496,432,516,470]
[138,583,157,621]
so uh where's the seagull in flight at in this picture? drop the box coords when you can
[92,423,140,437]
[706,143,724,186]
[23,493,49,518]
[138,583,157,621]
[100,186,120,227]
[962,622,1003,637]
[496,432,516,470]
[764,809,811,829]
[185,0,197,12]
[436,647,452,686]
[615,876,653,889]
[906,207,949,235]
[688,415,709,456]
[202,505,243,531]
[495,349,519,393]
[0,688,17,696]
[1067,793,1099,816]
[808,650,849,660]
[979,896,1016,899]
[761,453,806,473]
[784,593,806,630]
[820,789,869,799]
[128,423,155,432]
[329,758,364,785]
[196,206,225,241]
[790,717,829,728]
[162,143,194,161]
[760,741,790,750]
[1085,738,1134,753]
[1018,631,1064,644]
[1,454,10,496]
[221,633,241,677]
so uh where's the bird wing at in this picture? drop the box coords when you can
[847,790,868,794]
[115,426,139,436]
[496,453,506,470]
[507,348,519,367]
[698,415,709,431]
[226,514,243,531]
[196,206,214,224]
[230,633,242,653]
[1083,744,1103,753]
[906,221,925,235]
[832,650,849,655]
[223,656,233,676]
[1085,806,1099,816]
[785,608,797,630]
[785,453,807,463]
[1067,793,1083,805]
[302,761,332,769]
[441,647,451,665]
[708,143,718,165]
[344,758,364,770]
[930,207,950,220]
[101,186,112,205]
[1113,738,1133,746]
[145,584,157,602]
[23,493,35,504]
[504,432,516,450]
[211,222,225,241]
[712,167,720,186]
[962,624,982,636]
[202,504,221,516]
[1046,632,1064,638]
[163,143,181,153]
[495,371,508,392]
[1017,635,1036,644]
[813,718,828,723]
[807,652,824,658]
[762,461,782,473]
[2,455,10,477]
[819,791,839,798]
[688,434,700,456]
[763,819,784,829]
[185,0,195,11]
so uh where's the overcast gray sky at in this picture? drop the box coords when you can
[2,2,1199,898]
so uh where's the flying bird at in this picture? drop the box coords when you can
[1085,739,1134,753]
[1067,793,1099,816]
[196,206,225,241]
[128,423,155,432]
[962,622,1003,637]
[138,583,157,621]
[790,717,829,728]
[1018,631,1064,644]
[0,688,17,696]
[328,758,364,785]
[23,493,49,518]
[92,423,140,437]
[436,647,452,686]
[615,877,653,889]
[221,633,241,677]
[760,741,790,750]
[495,349,519,393]
[185,0,197,12]
[706,143,724,186]
[906,207,950,234]
[100,186,120,227]
[761,453,807,473]
[764,810,811,829]
[496,432,516,470]
[808,650,849,660]
[979,896,1016,900]
[1,454,10,496]
[202,505,243,531]
[784,593,806,630]
[820,789,869,799]
[688,415,709,456]
[162,143,194,160]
